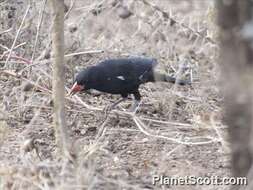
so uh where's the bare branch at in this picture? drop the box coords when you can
[4,4,31,67]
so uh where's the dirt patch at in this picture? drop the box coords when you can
[0,0,231,189]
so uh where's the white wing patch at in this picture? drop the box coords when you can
[116,76,125,80]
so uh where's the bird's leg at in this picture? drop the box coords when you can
[104,97,127,114]
[129,99,141,113]
[129,90,141,114]
[110,97,128,110]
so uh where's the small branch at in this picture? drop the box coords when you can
[4,4,31,67]
[133,116,219,145]
[14,42,27,50]
[0,44,9,51]
[210,113,230,153]
[1,70,51,93]
[1,54,31,64]
[139,0,216,45]
[0,28,12,35]
[64,50,104,58]
[64,0,76,19]
[0,42,27,53]
[31,0,47,62]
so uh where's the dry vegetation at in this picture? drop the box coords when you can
[0,0,230,189]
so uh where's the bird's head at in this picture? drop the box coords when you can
[68,69,89,96]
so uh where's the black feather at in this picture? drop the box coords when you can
[74,57,190,111]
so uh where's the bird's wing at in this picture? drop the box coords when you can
[99,58,157,83]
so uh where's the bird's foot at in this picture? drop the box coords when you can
[177,79,191,85]
[103,98,127,115]
[129,100,141,114]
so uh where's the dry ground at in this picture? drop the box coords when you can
[0,0,232,190]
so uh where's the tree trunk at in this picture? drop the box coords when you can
[50,0,69,156]
[217,0,253,185]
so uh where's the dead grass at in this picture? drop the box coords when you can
[0,0,231,190]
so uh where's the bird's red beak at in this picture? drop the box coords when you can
[68,82,84,96]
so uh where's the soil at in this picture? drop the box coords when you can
[0,0,232,190]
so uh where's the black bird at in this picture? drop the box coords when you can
[69,57,190,112]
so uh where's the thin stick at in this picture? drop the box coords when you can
[139,0,216,45]
[0,28,12,35]
[14,42,27,50]
[1,54,31,64]
[1,70,51,93]
[64,0,76,19]
[210,113,230,153]
[0,44,9,51]
[31,0,47,62]
[0,42,27,55]
[133,116,219,145]
[64,50,104,57]
[4,4,31,67]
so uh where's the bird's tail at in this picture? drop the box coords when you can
[153,71,191,85]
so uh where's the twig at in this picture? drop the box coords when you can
[0,42,26,53]
[18,49,104,73]
[0,28,12,35]
[64,50,104,58]
[31,0,47,62]
[4,4,31,67]
[133,116,219,145]
[82,120,108,159]
[14,42,27,50]
[139,0,216,45]
[0,61,26,64]
[0,44,9,51]
[15,175,44,189]
[1,54,31,64]
[64,0,76,19]
[140,117,192,127]
[1,70,51,93]
[210,113,230,153]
